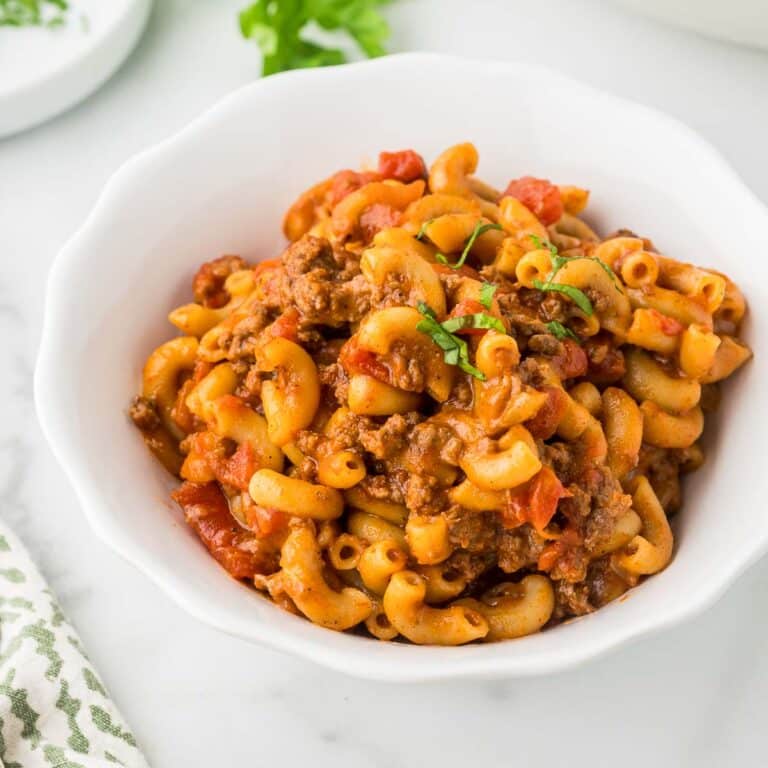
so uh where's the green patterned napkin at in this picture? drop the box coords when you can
[0,521,149,768]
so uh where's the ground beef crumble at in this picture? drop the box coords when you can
[279,235,371,326]
[129,396,160,431]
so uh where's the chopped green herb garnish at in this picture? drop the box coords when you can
[479,282,497,309]
[416,301,489,380]
[441,313,505,334]
[438,221,503,270]
[546,321,581,342]
[530,236,569,283]
[529,234,621,293]
[533,279,594,315]
[417,301,438,321]
[416,219,434,241]
[529,234,558,256]
[527,234,622,313]
[239,0,392,77]
[1,0,68,26]
[591,257,623,293]
[550,253,571,274]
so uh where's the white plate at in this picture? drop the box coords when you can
[0,0,151,138]
[34,53,768,681]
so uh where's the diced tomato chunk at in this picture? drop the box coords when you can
[338,337,391,382]
[329,170,381,206]
[537,528,581,572]
[268,307,300,342]
[359,203,402,240]
[378,150,427,183]
[526,386,569,440]
[500,176,564,226]
[650,308,684,336]
[212,442,259,492]
[528,467,571,532]
[500,467,570,533]
[537,542,561,572]
[246,505,288,537]
[500,484,529,529]
[551,339,588,379]
[431,261,482,280]
[172,482,262,579]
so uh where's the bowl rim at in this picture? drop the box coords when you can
[34,52,768,681]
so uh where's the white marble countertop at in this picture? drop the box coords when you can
[2,1,768,765]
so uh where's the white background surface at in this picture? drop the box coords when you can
[2,1,768,766]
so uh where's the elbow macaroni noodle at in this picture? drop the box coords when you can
[130,143,751,645]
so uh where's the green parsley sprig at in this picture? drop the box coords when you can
[239,0,392,77]
[416,302,504,380]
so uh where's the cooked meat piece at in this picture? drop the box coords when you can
[404,475,445,515]
[129,396,160,431]
[222,308,271,361]
[356,413,421,460]
[445,506,499,554]
[553,579,593,620]
[318,362,349,406]
[193,255,247,308]
[497,525,546,574]
[280,235,371,326]
[440,550,492,586]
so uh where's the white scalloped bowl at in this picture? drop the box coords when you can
[35,54,767,681]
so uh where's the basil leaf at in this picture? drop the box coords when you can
[457,358,486,379]
[591,257,624,294]
[479,282,497,309]
[415,302,488,380]
[441,221,503,270]
[549,254,570,275]
[441,313,506,334]
[529,232,623,298]
[450,333,485,379]
[416,218,435,241]
[416,301,437,321]
[546,320,581,342]
[239,0,391,77]
[533,279,594,315]
[529,234,558,256]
